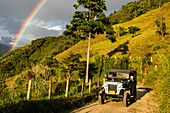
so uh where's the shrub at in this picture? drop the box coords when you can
[153,45,161,51]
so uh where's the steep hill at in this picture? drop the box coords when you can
[55,2,170,62]
[0,43,10,55]
[109,0,170,24]
[0,2,169,113]
[0,2,169,80]
[0,36,79,78]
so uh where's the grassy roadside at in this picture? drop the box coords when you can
[0,87,100,113]
[144,53,170,113]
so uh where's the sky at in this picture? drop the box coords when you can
[0,0,136,48]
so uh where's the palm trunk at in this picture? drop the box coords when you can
[85,8,92,84]
[86,32,91,83]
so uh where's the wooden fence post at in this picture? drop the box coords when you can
[81,80,84,97]
[65,78,69,98]
[27,80,32,100]
[89,79,91,93]
[48,80,52,99]
[92,77,94,82]
[151,57,153,62]
[97,77,100,87]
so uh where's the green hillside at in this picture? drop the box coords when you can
[0,1,169,113]
[0,36,79,79]
[0,2,169,81]
[109,0,170,24]
[55,2,170,61]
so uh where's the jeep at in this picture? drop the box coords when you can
[99,69,137,107]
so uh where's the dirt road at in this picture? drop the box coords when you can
[71,86,159,113]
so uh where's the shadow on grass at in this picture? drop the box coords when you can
[0,90,100,113]
[107,41,129,57]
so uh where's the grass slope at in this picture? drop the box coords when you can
[55,2,170,62]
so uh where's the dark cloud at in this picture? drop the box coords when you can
[0,0,138,47]
[0,0,39,19]
[36,0,76,22]
[0,36,13,46]
[26,25,61,37]
[105,0,137,15]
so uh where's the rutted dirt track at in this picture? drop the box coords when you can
[71,86,159,113]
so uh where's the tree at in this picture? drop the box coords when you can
[115,26,126,38]
[65,0,115,83]
[128,26,140,37]
[155,17,167,40]
[59,53,82,79]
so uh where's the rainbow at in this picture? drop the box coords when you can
[10,0,48,51]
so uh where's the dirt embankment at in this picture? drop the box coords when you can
[71,86,159,113]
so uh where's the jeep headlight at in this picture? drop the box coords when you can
[104,82,108,87]
[117,83,122,88]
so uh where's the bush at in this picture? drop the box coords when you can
[153,45,161,51]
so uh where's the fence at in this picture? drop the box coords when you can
[26,77,101,100]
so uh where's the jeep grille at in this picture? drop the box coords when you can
[108,85,117,93]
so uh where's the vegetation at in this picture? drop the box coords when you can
[155,17,167,40]
[65,0,116,83]
[145,53,170,112]
[128,26,140,37]
[114,26,126,38]
[0,36,80,79]
[0,1,169,112]
[109,0,170,24]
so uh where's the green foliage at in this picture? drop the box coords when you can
[153,45,161,51]
[128,26,140,34]
[155,17,167,40]
[0,36,80,79]
[94,55,130,77]
[64,0,115,42]
[147,44,153,48]
[0,74,100,113]
[114,26,126,38]
[145,54,170,112]
[59,53,85,79]
[109,0,170,24]
[106,25,116,42]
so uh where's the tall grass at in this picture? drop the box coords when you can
[145,53,170,112]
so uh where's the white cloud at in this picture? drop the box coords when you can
[41,25,62,31]
[30,20,62,31]
[9,42,15,45]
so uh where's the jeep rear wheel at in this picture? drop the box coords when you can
[99,91,104,104]
[123,91,129,107]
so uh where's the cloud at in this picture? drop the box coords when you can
[0,36,14,46]
[41,26,62,31]
[30,20,62,31]
[0,0,138,47]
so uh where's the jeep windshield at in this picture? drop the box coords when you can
[107,72,129,79]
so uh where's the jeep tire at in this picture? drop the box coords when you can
[99,90,104,104]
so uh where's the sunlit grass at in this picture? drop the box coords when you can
[55,2,170,63]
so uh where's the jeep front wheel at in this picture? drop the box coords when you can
[99,91,104,104]
[123,91,129,107]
